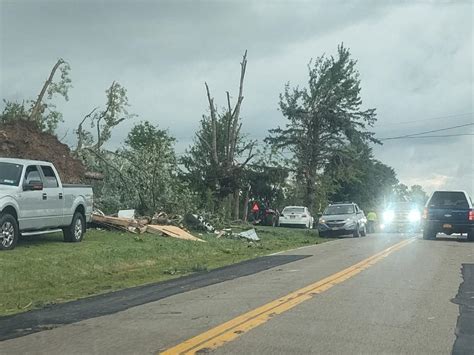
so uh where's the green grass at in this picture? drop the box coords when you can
[0,226,327,316]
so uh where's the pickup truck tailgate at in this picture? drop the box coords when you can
[427,207,469,223]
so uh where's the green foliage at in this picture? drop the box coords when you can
[0,100,29,123]
[87,121,196,215]
[75,82,135,153]
[392,184,428,206]
[182,111,255,212]
[46,61,72,101]
[243,148,290,210]
[266,43,378,212]
[325,144,398,211]
[121,121,191,214]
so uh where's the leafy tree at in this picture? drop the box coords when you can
[407,185,428,206]
[0,100,29,123]
[266,44,378,212]
[325,144,398,211]
[120,121,193,214]
[90,122,195,215]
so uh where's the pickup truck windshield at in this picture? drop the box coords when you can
[324,205,355,215]
[429,191,469,209]
[0,162,23,186]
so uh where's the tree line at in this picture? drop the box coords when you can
[0,44,428,220]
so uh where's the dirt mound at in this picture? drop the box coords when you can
[0,120,85,183]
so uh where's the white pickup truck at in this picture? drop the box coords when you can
[0,158,93,250]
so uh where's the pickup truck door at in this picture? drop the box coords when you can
[18,165,48,231]
[39,165,65,228]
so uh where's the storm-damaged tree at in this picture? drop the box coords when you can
[182,51,256,219]
[266,44,379,212]
[73,82,136,211]
[1,58,72,133]
[75,81,134,155]
[118,121,195,214]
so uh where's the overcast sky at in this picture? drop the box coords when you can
[1,0,473,196]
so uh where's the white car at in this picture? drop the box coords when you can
[278,206,314,229]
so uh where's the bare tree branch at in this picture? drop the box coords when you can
[75,107,98,152]
[205,82,219,165]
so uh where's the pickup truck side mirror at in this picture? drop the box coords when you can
[23,180,44,191]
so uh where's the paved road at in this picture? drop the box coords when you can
[1,233,473,354]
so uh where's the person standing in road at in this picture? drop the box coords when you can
[367,211,377,233]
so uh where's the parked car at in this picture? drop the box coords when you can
[318,202,367,238]
[422,190,474,241]
[278,206,313,229]
[0,158,93,250]
[248,200,279,227]
[380,201,422,232]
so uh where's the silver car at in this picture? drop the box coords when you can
[318,203,367,238]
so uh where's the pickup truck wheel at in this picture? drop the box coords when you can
[0,214,19,251]
[468,231,474,242]
[63,212,85,243]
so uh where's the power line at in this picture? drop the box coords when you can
[384,133,474,139]
[379,112,473,127]
[380,123,474,141]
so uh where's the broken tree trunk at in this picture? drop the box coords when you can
[242,185,250,222]
[29,59,65,123]
[233,189,240,220]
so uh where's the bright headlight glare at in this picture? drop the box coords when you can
[408,210,421,222]
[319,218,325,224]
[383,210,395,222]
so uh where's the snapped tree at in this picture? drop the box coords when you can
[182,51,256,219]
[1,58,72,133]
[266,44,379,212]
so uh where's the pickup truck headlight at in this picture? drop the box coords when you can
[408,210,421,222]
[319,218,325,224]
[383,210,395,222]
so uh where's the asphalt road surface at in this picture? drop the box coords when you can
[1,233,473,354]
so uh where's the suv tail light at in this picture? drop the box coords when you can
[302,214,307,218]
[423,208,428,219]
[469,209,474,221]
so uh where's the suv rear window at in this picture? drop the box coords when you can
[428,192,469,209]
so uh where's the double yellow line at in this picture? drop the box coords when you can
[161,238,415,355]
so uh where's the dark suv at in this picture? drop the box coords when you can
[422,191,474,241]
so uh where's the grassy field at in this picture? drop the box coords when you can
[0,226,327,316]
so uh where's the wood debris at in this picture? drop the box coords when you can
[91,214,147,234]
[92,211,205,242]
[147,225,206,242]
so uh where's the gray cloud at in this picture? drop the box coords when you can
[1,0,472,196]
